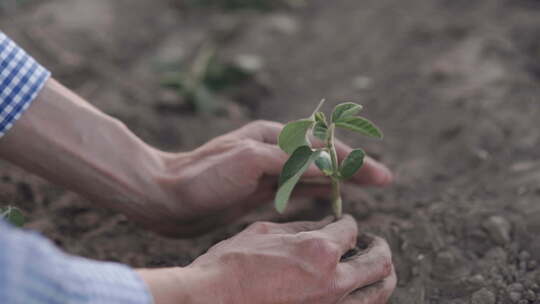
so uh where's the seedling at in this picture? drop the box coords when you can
[274,100,383,218]
[0,206,25,227]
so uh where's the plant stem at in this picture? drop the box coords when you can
[326,124,342,218]
[330,177,342,218]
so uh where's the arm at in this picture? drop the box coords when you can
[0,78,172,227]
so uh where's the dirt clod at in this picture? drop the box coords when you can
[471,288,496,304]
[483,216,512,246]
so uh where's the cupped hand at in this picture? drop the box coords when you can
[138,215,396,304]
[146,120,393,237]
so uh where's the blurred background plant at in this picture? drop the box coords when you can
[158,42,264,115]
[0,206,25,227]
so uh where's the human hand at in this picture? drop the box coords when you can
[148,120,393,236]
[137,215,396,304]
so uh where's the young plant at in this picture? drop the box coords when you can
[274,100,383,218]
[0,206,25,227]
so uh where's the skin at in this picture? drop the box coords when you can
[0,78,396,303]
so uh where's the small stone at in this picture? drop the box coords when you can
[509,283,524,292]
[266,14,299,35]
[519,251,531,261]
[525,289,536,301]
[509,291,521,303]
[471,288,496,304]
[528,260,538,271]
[483,216,512,245]
[352,75,373,90]
[469,274,486,286]
[233,54,264,73]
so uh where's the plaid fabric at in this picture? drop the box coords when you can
[0,31,50,137]
[0,220,153,303]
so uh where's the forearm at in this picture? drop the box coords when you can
[0,79,168,222]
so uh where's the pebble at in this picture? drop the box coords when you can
[483,216,512,245]
[471,288,496,304]
[352,75,373,90]
[233,54,264,73]
[528,260,537,271]
[509,283,524,292]
[525,289,537,301]
[519,251,531,261]
[469,274,486,286]
[266,14,299,35]
[509,291,522,303]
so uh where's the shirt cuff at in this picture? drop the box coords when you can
[0,31,50,138]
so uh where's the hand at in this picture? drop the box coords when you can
[150,120,393,236]
[0,78,392,237]
[137,215,396,304]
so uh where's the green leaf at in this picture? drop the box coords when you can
[332,102,363,122]
[312,121,328,141]
[315,151,333,175]
[335,116,383,139]
[275,146,322,213]
[314,111,326,124]
[278,119,315,154]
[340,149,366,179]
[1,206,25,227]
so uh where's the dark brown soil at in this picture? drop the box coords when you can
[2,0,540,303]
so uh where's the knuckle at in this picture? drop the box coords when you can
[250,119,279,129]
[237,138,260,156]
[296,233,340,262]
[246,221,275,234]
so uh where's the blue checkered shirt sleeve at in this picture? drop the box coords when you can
[0,31,50,137]
[0,32,153,303]
[0,220,153,303]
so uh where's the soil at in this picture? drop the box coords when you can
[2,0,540,303]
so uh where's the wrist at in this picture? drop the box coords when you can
[136,265,224,304]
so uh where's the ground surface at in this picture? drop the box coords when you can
[2,0,540,303]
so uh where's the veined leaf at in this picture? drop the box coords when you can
[332,102,363,122]
[315,151,333,175]
[275,146,322,213]
[340,149,365,179]
[335,116,383,139]
[312,121,328,141]
[278,119,314,154]
[0,206,25,227]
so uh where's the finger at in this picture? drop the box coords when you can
[316,214,358,253]
[234,120,283,144]
[337,235,393,292]
[339,268,397,304]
